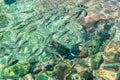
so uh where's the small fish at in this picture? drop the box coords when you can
[58,30,70,40]
[45,21,52,26]
[53,16,61,21]
[29,27,37,33]
[22,40,29,45]
[12,21,23,28]
[15,35,23,44]
[45,31,58,41]
[7,55,13,64]
[9,60,19,66]
[26,20,34,26]
[75,10,83,18]
[83,10,88,17]
[20,9,34,14]
[13,20,32,30]
[42,17,51,24]
[37,12,45,20]
[70,12,78,18]
[25,16,35,21]
[38,47,46,56]
[16,30,23,36]
[28,48,39,59]
[38,15,43,20]
[18,40,29,52]
[14,24,26,30]
[58,20,70,29]
[4,60,19,69]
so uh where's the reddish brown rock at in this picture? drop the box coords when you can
[93,64,117,80]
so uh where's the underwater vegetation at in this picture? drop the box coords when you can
[0,0,119,80]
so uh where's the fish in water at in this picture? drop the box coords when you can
[12,21,23,28]
[8,60,19,67]
[28,48,39,59]
[29,28,37,33]
[53,16,61,21]
[38,47,47,56]
[22,40,29,45]
[45,31,58,42]
[14,24,26,30]
[4,59,19,69]
[29,26,37,33]
[42,16,51,24]
[58,20,70,29]
[46,21,52,26]
[75,10,83,18]
[17,40,29,52]
[15,34,23,44]
[7,55,13,64]
[58,30,70,40]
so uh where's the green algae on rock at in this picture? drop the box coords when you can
[70,73,81,80]
[1,63,30,77]
[85,39,101,55]
[36,73,53,80]
[46,59,73,80]
[90,52,103,70]
[82,70,94,80]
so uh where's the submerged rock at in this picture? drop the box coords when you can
[4,0,16,5]
[70,73,81,80]
[0,0,119,80]
[93,67,118,80]
[19,73,33,80]
[1,63,30,77]
[36,73,53,80]
[90,52,103,70]
[46,59,73,80]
